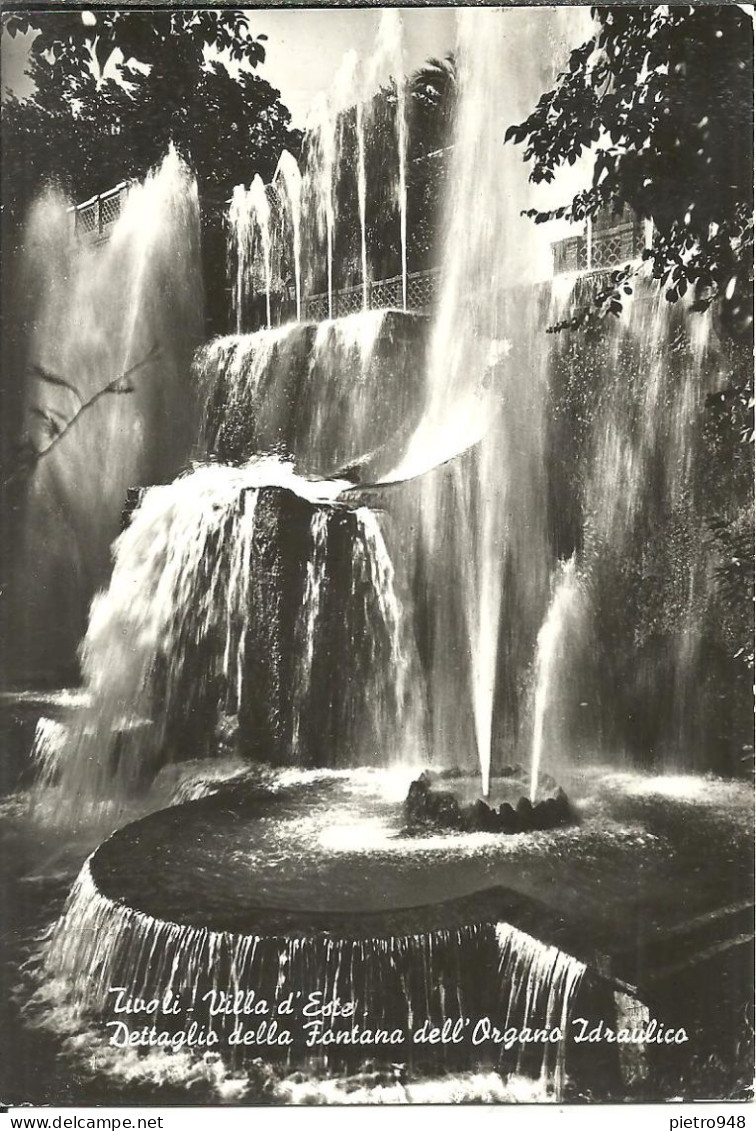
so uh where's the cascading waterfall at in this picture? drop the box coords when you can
[14,5,749,1110]
[495,924,585,1098]
[45,456,415,814]
[36,463,281,805]
[531,280,724,773]
[221,489,259,712]
[197,322,297,442]
[353,507,409,711]
[292,509,330,754]
[30,716,68,783]
[45,857,586,1098]
[274,151,303,322]
[197,308,428,482]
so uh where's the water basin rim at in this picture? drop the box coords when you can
[83,843,633,999]
[86,787,591,960]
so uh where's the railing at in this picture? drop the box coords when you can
[552,215,646,276]
[553,234,588,275]
[68,182,131,243]
[302,268,441,321]
[591,217,645,270]
[304,222,647,320]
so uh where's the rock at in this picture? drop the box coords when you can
[431,790,463,829]
[404,772,575,836]
[516,796,534,832]
[540,797,560,827]
[497,802,517,833]
[532,801,551,830]
[405,775,432,826]
[465,798,498,832]
[554,787,572,823]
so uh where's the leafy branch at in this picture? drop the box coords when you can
[3,344,160,490]
[505,5,754,336]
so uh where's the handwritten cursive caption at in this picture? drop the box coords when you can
[104,988,689,1052]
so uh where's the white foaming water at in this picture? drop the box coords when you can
[47,459,350,816]
[46,857,490,1029]
[305,308,396,474]
[586,286,715,551]
[43,855,585,1100]
[40,450,425,813]
[221,489,259,712]
[273,150,303,321]
[197,321,298,427]
[30,717,68,784]
[198,307,417,482]
[8,151,202,683]
[530,557,583,802]
[311,306,387,369]
[276,1070,550,1105]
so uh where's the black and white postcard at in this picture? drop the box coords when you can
[0,1,753,1112]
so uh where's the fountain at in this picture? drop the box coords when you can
[370,10,409,311]
[530,557,582,803]
[4,4,752,1110]
[273,151,303,322]
[4,149,203,684]
[303,93,337,319]
[229,176,274,332]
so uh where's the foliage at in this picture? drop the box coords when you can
[405,54,458,270]
[506,5,754,336]
[1,10,301,227]
[409,53,457,158]
[3,10,266,80]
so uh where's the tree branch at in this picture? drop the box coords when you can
[2,343,161,492]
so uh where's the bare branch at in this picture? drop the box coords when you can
[30,363,84,406]
[2,344,161,492]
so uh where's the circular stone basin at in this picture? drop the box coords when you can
[91,770,575,941]
[57,770,610,1088]
[47,762,753,1084]
[89,765,753,957]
